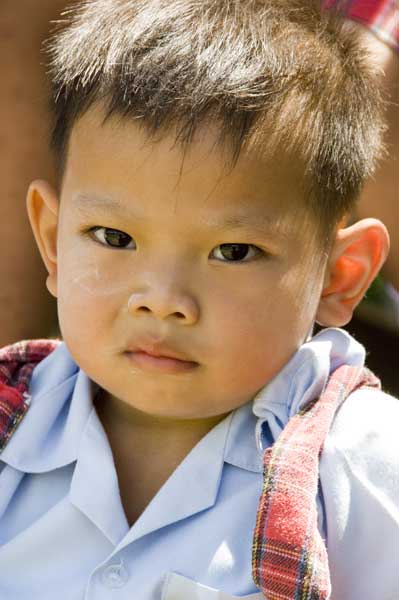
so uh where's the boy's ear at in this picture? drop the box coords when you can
[316,219,389,327]
[26,180,59,298]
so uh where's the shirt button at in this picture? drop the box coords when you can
[101,560,129,588]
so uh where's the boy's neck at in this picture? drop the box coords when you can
[94,390,228,526]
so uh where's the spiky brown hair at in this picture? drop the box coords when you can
[46,0,385,238]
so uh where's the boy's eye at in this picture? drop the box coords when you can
[210,243,262,262]
[87,230,262,261]
[89,227,136,249]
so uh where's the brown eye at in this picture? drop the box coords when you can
[211,243,261,262]
[90,227,136,249]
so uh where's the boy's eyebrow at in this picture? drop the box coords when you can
[72,193,125,212]
[72,193,287,236]
[202,214,286,237]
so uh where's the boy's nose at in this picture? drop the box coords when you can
[127,287,200,324]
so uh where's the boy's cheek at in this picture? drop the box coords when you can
[56,261,129,342]
[57,255,135,300]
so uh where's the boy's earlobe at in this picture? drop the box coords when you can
[26,180,59,298]
[316,219,389,327]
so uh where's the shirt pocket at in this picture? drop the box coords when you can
[162,572,264,600]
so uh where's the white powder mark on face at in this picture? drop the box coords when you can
[69,263,132,297]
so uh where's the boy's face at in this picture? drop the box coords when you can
[48,106,328,420]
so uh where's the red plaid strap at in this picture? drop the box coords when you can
[252,365,380,600]
[323,0,399,51]
[0,340,60,451]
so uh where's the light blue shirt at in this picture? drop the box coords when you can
[0,328,398,599]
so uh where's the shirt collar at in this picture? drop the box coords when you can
[252,327,365,451]
[0,343,95,472]
[224,402,263,473]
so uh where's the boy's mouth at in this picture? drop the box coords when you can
[124,341,199,374]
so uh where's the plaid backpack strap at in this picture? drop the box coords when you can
[252,365,380,600]
[0,339,60,451]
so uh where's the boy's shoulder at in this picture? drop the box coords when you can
[320,384,399,597]
[320,381,399,503]
[331,383,399,439]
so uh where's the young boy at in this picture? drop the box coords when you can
[0,1,398,598]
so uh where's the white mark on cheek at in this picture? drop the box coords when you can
[69,263,132,297]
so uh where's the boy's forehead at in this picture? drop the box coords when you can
[64,106,312,231]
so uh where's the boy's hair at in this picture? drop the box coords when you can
[47,0,385,239]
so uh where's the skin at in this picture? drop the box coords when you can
[27,106,388,524]
[56,112,327,420]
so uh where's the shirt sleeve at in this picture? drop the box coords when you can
[322,0,399,52]
[319,387,399,600]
